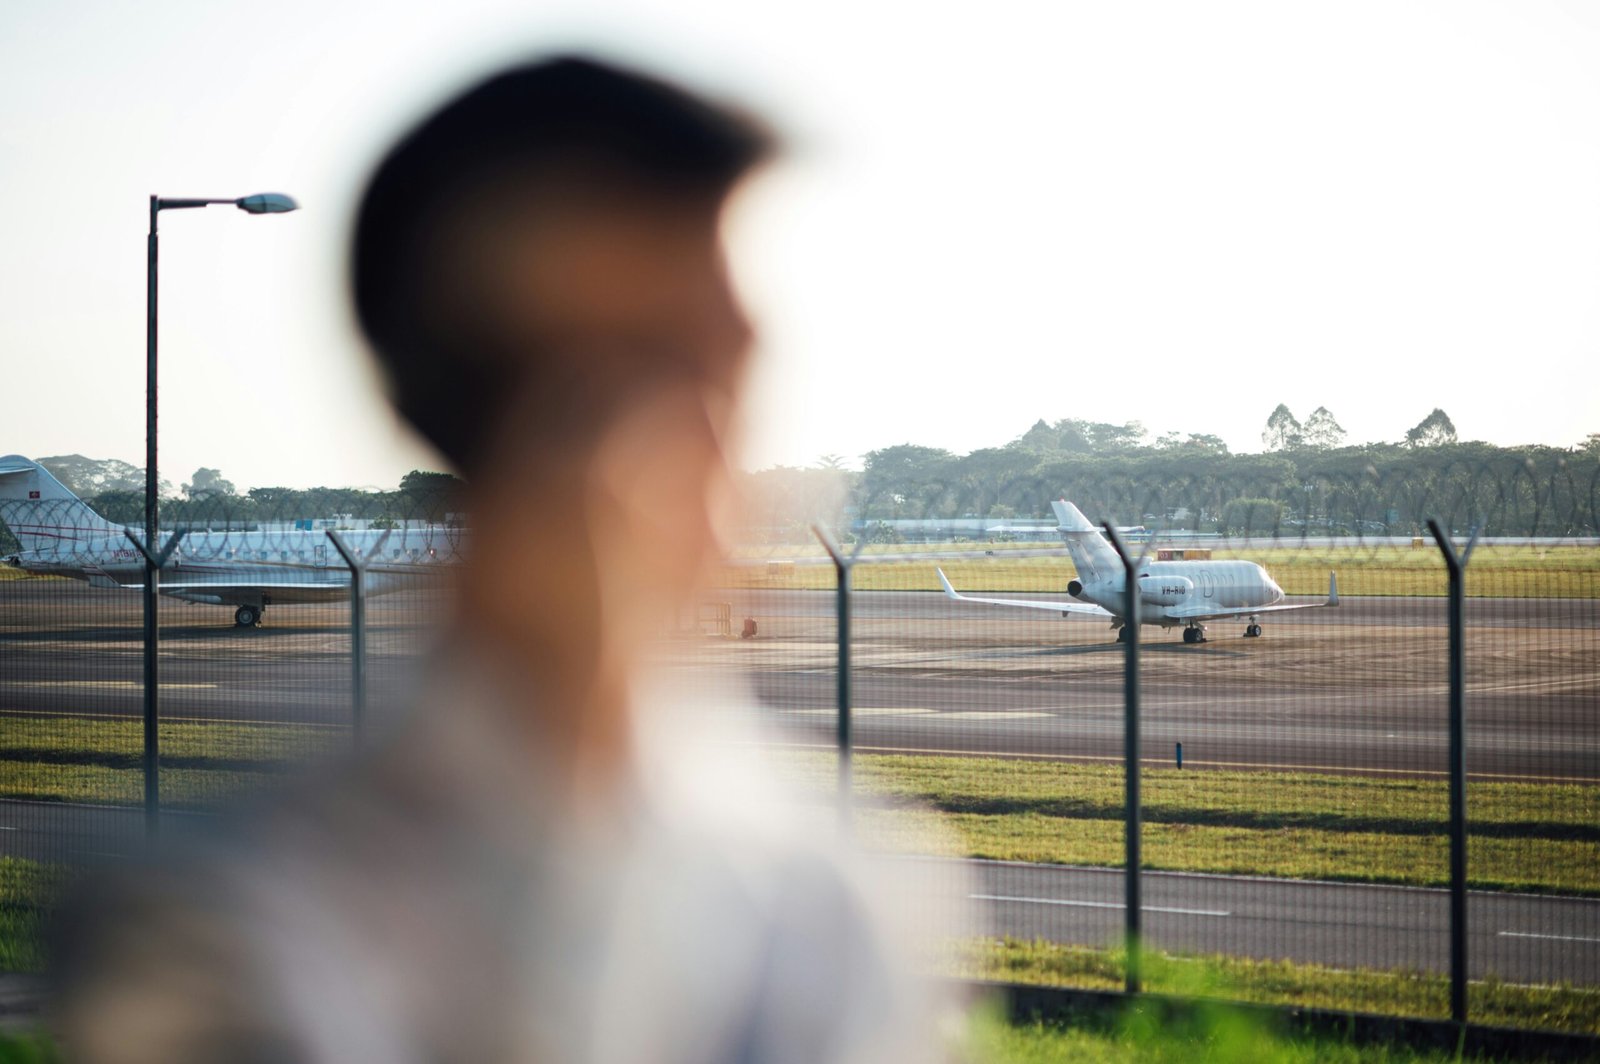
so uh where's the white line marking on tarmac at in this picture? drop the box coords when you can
[731,740,1594,783]
[0,710,348,730]
[4,681,218,689]
[1498,931,1600,944]
[780,707,935,716]
[971,893,1230,917]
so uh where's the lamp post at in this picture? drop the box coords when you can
[142,192,298,837]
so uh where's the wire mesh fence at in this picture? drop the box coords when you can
[706,466,1600,1034]
[2,456,1598,1033]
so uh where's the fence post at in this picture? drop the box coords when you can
[327,530,387,746]
[813,525,866,830]
[124,528,186,840]
[1427,518,1478,1026]
[1102,521,1148,994]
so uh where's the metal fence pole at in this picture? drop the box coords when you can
[327,530,387,746]
[814,525,866,829]
[1428,518,1478,1025]
[142,197,161,842]
[125,529,185,839]
[1103,521,1147,994]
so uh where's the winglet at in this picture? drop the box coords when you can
[1328,571,1339,607]
[936,567,961,600]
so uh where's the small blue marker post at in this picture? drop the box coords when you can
[1175,742,1183,769]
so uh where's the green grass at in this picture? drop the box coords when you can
[956,939,1600,1036]
[961,994,1599,1062]
[0,859,64,973]
[3,729,1595,895]
[0,1030,60,1064]
[0,1003,1561,1064]
[716,543,1600,598]
[0,716,337,809]
[779,753,1600,896]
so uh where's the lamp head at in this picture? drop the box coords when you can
[236,193,299,215]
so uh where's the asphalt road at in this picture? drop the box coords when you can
[3,800,1593,987]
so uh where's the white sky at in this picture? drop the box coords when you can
[1,1,1596,490]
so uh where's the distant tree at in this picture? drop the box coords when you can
[182,467,236,498]
[1183,433,1229,454]
[1404,408,1457,448]
[815,454,846,471]
[1091,421,1147,451]
[37,455,144,496]
[1015,419,1059,452]
[1012,418,1145,454]
[83,489,145,526]
[1220,497,1286,535]
[399,470,466,521]
[863,520,904,544]
[1578,433,1600,456]
[1302,407,1347,450]
[861,444,955,516]
[1261,404,1303,452]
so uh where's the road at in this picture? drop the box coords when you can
[3,798,1594,987]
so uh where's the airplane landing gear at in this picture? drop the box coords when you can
[1244,623,1262,638]
[1182,625,1207,644]
[234,604,262,628]
[1115,627,1130,643]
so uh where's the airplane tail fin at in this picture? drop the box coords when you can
[1050,499,1121,585]
[0,456,119,555]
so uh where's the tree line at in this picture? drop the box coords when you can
[0,457,465,556]
[737,412,1600,543]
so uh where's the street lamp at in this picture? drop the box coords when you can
[141,192,299,835]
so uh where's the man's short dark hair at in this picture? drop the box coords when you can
[351,56,770,474]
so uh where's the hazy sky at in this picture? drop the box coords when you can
[2,1,1596,490]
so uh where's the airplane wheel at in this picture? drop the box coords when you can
[1244,624,1262,638]
[234,605,261,628]
[1115,627,1130,643]
[1182,627,1200,644]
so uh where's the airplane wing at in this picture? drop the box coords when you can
[936,568,1111,617]
[1166,572,1339,621]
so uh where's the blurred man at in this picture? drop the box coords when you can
[54,57,944,1062]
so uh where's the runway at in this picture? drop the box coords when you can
[691,589,1600,781]
[1,578,1596,988]
[2,799,1594,987]
[1,582,1597,778]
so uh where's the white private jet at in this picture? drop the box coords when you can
[0,455,461,628]
[938,500,1336,644]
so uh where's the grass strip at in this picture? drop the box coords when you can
[953,938,1600,1037]
[768,752,1600,895]
[3,733,1597,893]
[0,858,65,973]
[963,1010,1496,1064]
[0,717,335,810]
[715,544,1600,598]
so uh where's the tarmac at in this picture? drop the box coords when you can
[1,578,1596,992]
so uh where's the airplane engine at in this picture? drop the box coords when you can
[1138,575,1193,606]
[1066,579,1085,599]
